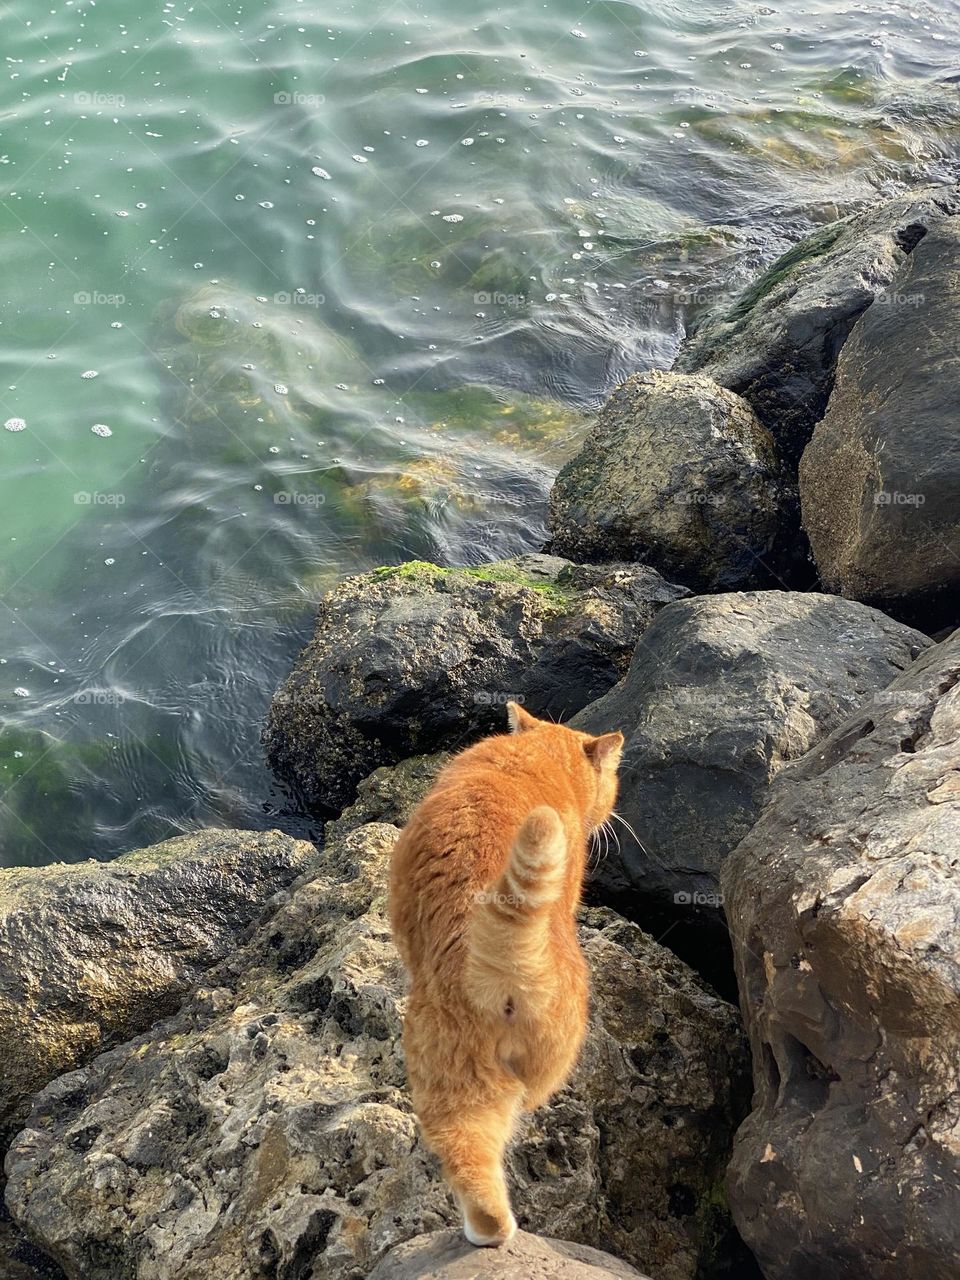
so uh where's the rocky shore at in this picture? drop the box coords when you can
[2,184,959,1279]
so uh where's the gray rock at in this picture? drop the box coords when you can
[324,752,451,844]
[676,184,960,466]
[571,592,929,970]
[264,554,688,817]
[799,218,960,626]
[6,824,751,1280]
[0,828,317,1151]
[548,370,780,592]
[368,1229,650,1279]
[721,627,960,1280]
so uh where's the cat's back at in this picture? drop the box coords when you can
[389,733,536,964]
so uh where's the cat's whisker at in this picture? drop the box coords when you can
[610,810,668,867]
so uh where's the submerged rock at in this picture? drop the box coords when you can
[548,370,780,592]
[570,592,929,975]
[722,627,960,1280]
[799,218,960,627]
[676,184,960,465]
[368,1230,650,1279]
[264,554,688,817]
[6,824,751,1280]
[0,828,317,1150]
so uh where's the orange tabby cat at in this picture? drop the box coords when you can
[389,701,624,1247]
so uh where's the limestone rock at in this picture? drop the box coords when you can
[721,627,960,1280]
[264,554,688,817]
[799,218,960,627]
[548,370,780,592]
[6,825,751,1280]
[0,828,317,1149]
[570,592,929,972]
[367,1229,650,1279]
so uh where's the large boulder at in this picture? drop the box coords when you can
[676,184,960,466]
[721,627,960,1280]
[264,554,688,817]
[570,593,929,978]
[548,370,780,592]
[0,828,316,1151]
[6,824,753,1280]
[368,1230,649,1279]
[799,219,960,628]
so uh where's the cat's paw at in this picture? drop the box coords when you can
[463,1210,518,1248]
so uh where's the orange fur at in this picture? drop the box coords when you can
[388,702,624,1247]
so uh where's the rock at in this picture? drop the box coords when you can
[6,824,752,1280]
[324,752,451,844]
[676,184,960,466]
[570,592,929,980]
[548,370,780,592]
[264,554,689,817]
[368,1229,650,1279]
[0,828,317,1150]
[0,1214,65,1280]
[799,219,960,628]
[720,627,960,1280]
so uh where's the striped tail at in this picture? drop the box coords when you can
[466,806,566,1019]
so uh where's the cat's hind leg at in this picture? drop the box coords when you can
[419,1091,522,1247]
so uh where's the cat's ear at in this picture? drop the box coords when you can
[506,701,539,733]
[584,731,624,770]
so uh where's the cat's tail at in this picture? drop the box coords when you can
[466,806,566,1018]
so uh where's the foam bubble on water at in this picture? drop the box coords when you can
[259,201,274,209]
[4,417,26,432]
[115,210,129,217]
[352,154,368,163]
[442,213,463,222]
[416,139,430,147]
[274,383,289,395]
[81,369,99,379]
[373,377,385,385]
[104,557,115,565]
[13,687,29,698]
[312,166,332,179]
[91,423,113,437]
[269,446,280,454]
[571,28,587,38]
[461,137,474,145]
[111,321,123,328]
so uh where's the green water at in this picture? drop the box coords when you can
[1,0,959,864]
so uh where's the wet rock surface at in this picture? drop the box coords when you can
[722,628,960,1280]
[6,824,751,1280]
[264,553,688,817]
[570,592,929,972]
[799,218,960,628]
[548,370,780,592]
[0,828,317,1150]
[676,184,960,466]
[367,1229,651,1279]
